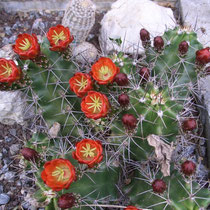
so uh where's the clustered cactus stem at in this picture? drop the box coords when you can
[1,18,209,209]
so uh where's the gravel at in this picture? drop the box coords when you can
[0,193,10,205]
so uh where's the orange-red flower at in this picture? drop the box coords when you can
[72,139,103,168]
[125,206,141,210]
[81,91,110,119]
[91,57,120,84]
[69,73,93,97]
[41,158,76,191]
[13,33,40,60]
[47,24,74,52]
[0,58,22,84]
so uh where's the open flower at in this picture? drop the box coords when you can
[72,139,103,168]
[81,91,110,119]
[41,159,76,191]
[91,57,120,84]
[69,72,93,97]
[47,24,73,51]
[0,58,22,83]
[13,33,40,60]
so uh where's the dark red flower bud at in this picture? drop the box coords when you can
[114,73,129,86]
[182,118,197,131]
[181,160,196,176]
[58,193,76,209]
[152,179,166,194]
[179,41,189,55]
[21,147,39,161]
[154,36,164,51]
[122,113,137,130]
[118,93,130,107]
[139,67,150,81]
[140,29,150,42]
[196,47,210,65]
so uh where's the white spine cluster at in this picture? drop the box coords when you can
[62,0,96,44]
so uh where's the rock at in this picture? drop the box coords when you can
[9,35,17,44]
[10,144,20,155]
[32,18,45,30]
[180,0,210,47]
[72,42,98,64]
[0,91,33,126]
[5,136,12,143]
[99,0,176,54]
[0,153,2,160]
[0,193,10,205]
[0,185,3,194]
[4,26,12,36]
[4,171,15,182]
[9,129,16,136]
[0,44,17,60]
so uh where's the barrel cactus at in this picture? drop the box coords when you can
[2,23,209,209]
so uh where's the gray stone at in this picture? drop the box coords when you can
[0,165,9,175]
[0,185,3,194]
[0,153,2,160]
[180,0,210,47]
[2,149,7,155]
[9,129,16,136]
[4,171,15,182]
[4,26,12,36]
[0,194,10,205]
[9,35,17,44]
[5,136,12,143]
[10,144,20,155]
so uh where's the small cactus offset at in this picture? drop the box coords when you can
[62,0,96,44]
[1,21,210,210]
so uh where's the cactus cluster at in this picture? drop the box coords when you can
[1,21,210,209]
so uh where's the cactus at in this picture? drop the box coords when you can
[62,0,96,44]
[9,24,209,209]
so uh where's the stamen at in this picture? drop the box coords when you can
[86,96,102,113]
[52,166,65,181]
[19,38,31,51]
[52,30,66,45]
[80,143,96,158]
[74,76,88,91]
[0,62,12,77]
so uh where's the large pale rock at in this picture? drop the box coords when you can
[0,44,17,60]
[0,91,31,125]
[99,0,176,54]
[180,0,210,47]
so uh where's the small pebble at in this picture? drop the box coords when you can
[5,136,12,143]
[4,171,15,182]
[0,193,10,205]
[9,129,16,136]
[10,144,20,155]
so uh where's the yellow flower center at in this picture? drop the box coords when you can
[81,143,96,158]
[0,62,12,77]
[52,166,65,181]
[86,95,102,113]
[19,38,31,51]
[99,66,111,80]
[75,76,88,91]
[52,30,66,45]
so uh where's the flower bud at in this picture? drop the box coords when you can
[181,160,196,176]
[178,41,189,55]
[21,147,39,161]
[122,113,137,130]
[114,73,129,86]
[152,179,166,194]
[139,67,150,81]
[140,29,150,42]
[118,93,130,107]
[196,47,210,65]
[182,118,197,131]
[154,36,164,51]
[58,193,76,209]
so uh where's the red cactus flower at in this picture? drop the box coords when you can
[69,72,93,97]
[0,58,22,84]
[139,67,150,81]
[196,47,210,65]
[182,118,197,131]
[179,41,189,55]
[122,113,137,130]
[21,147,39,162]
[91,57,120,85]
[47,24,74,52]
[13,33,40,60]
[41,158,76,191]
[81,91,110,120]
[181,160,196,176]
[58,193,76,209]
[152,179,166,194]
[154,36,164,51]
[140,28,150,42]
[125,206,141,210]
[114,73,129,86]
[118,93,130,107]
[72,139,103,168]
